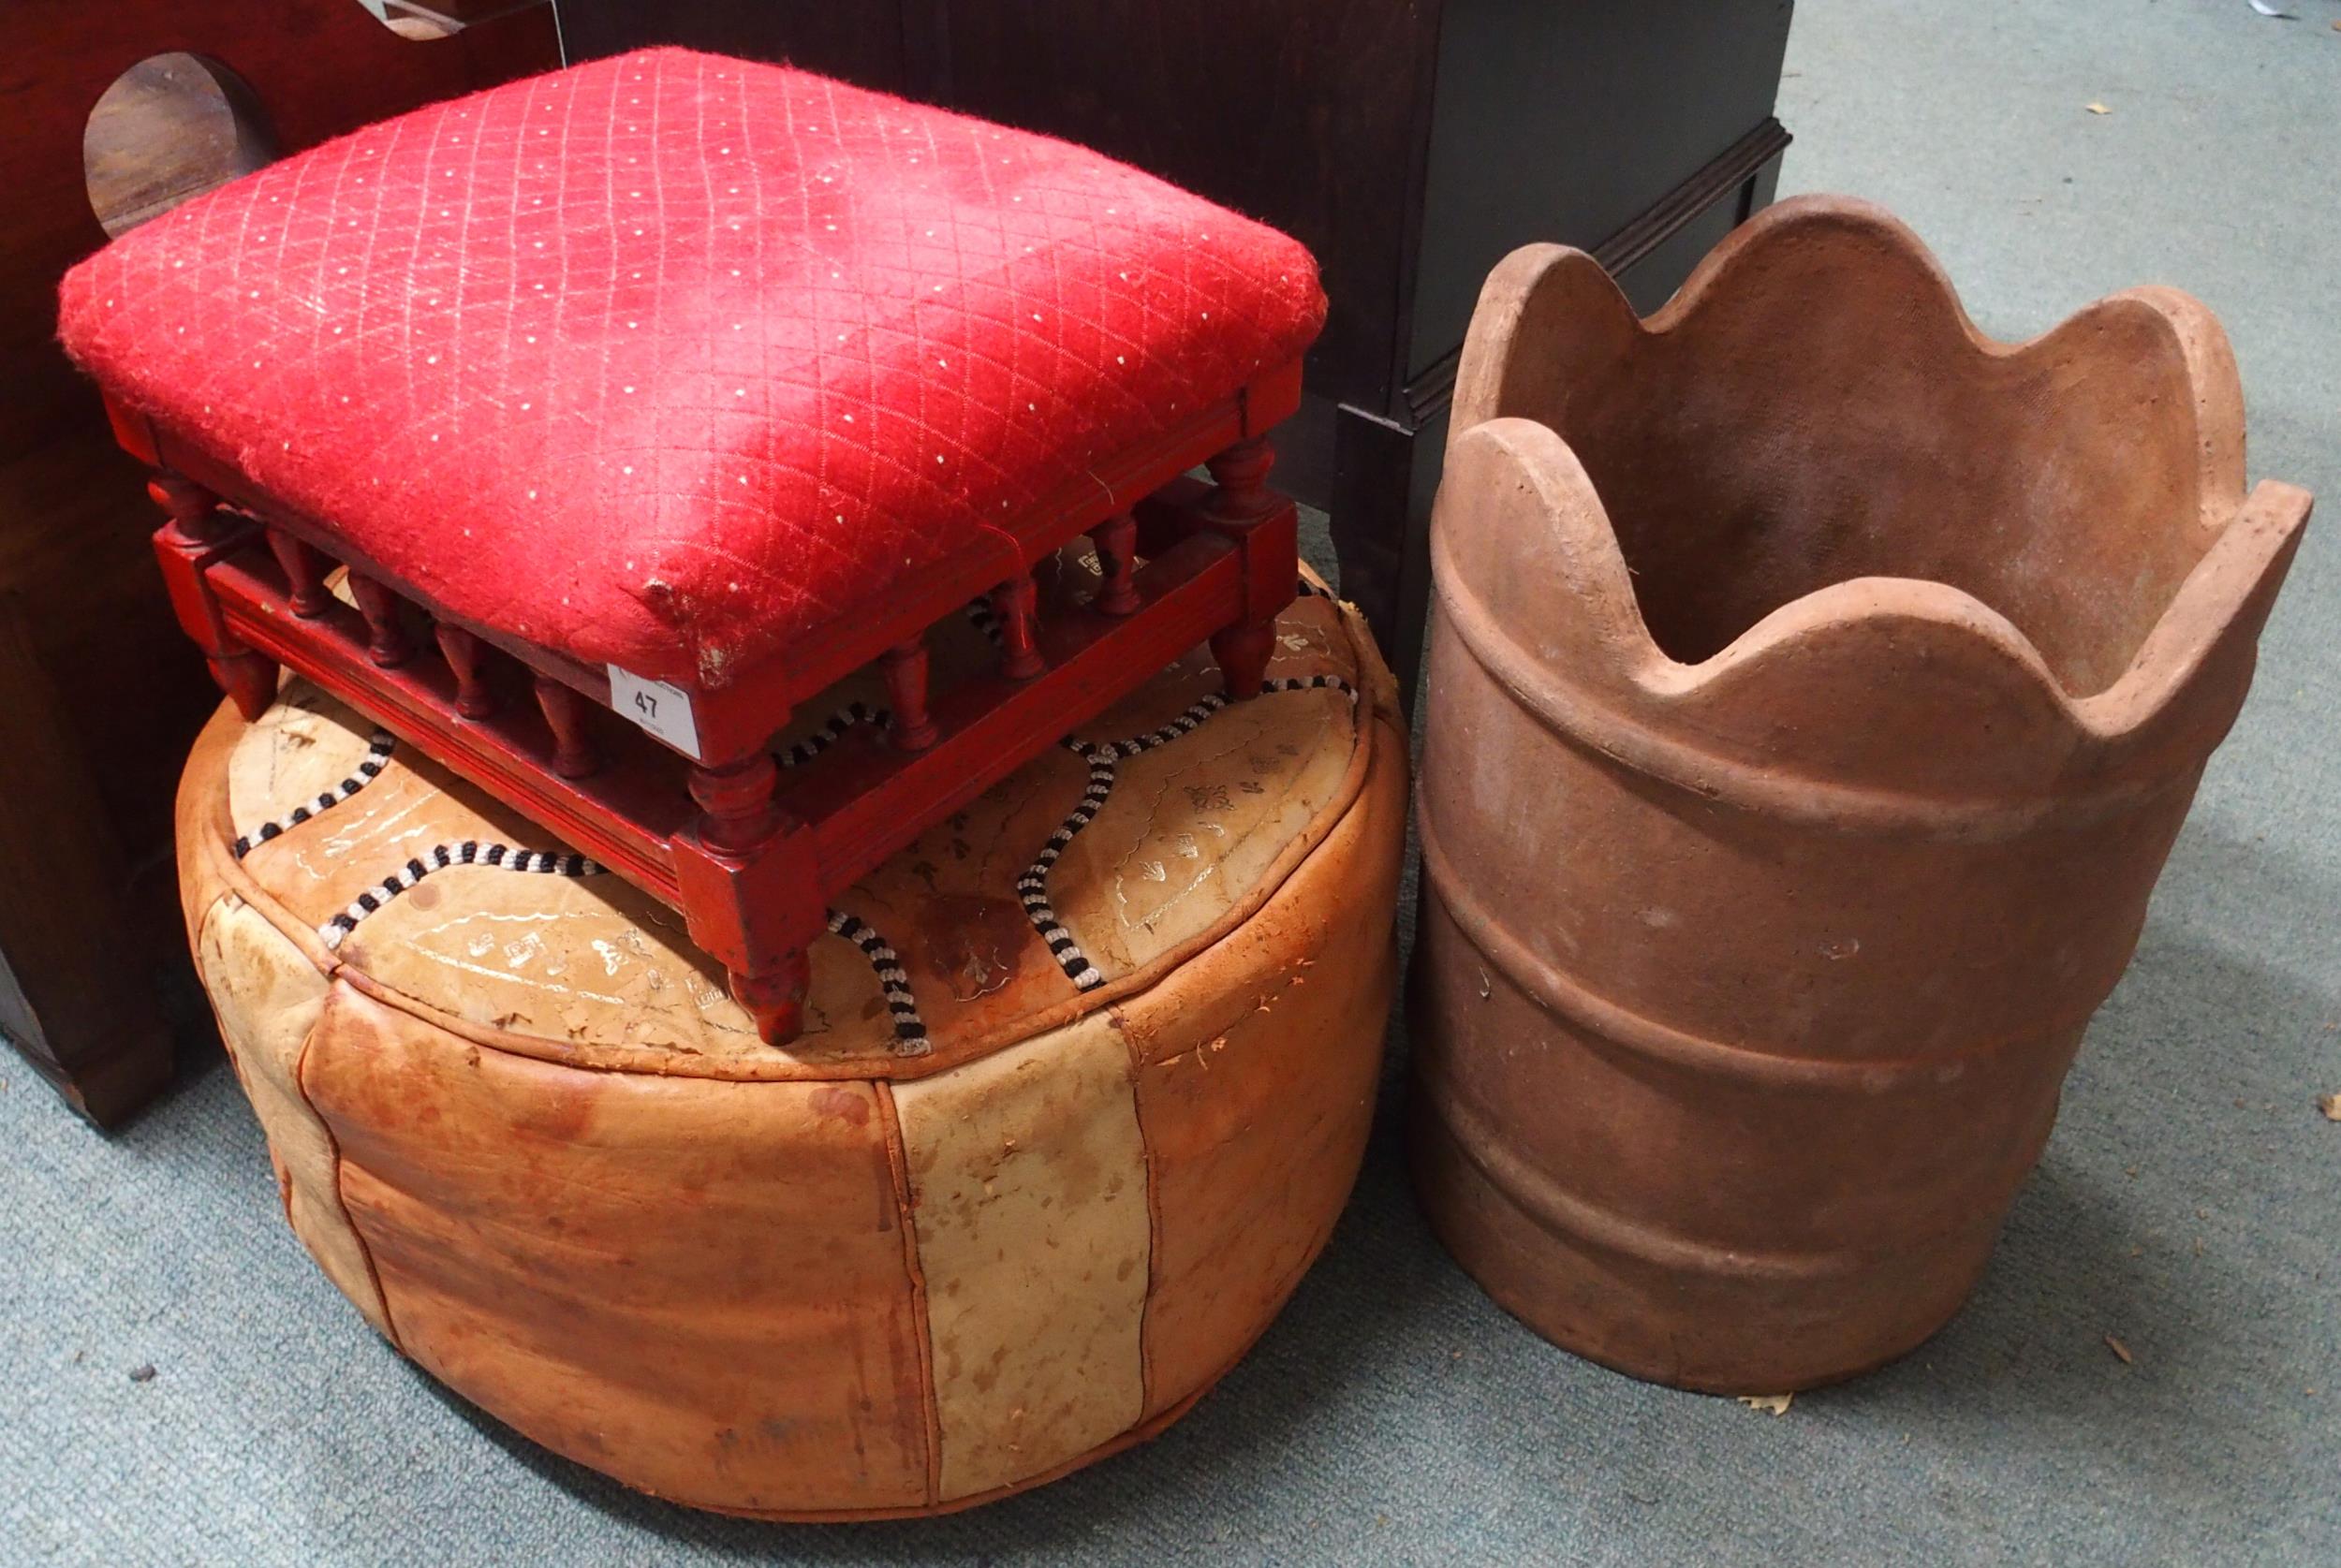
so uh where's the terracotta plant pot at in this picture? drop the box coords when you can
[1407,194,2312,1393]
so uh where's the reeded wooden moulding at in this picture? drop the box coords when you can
[1409,193,2312,1393]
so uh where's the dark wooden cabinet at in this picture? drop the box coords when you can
[560,0,1795,684]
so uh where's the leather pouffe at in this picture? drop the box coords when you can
[175,579,1404,1520]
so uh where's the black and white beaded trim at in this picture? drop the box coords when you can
[232,729,397,859]
[317,841,603,950]
[776,701,887,768]
[306,842,925,1053]
[1014,737,1135,989]
[1017,674,1358,992]
[1263,673,1354,698]
[826,909,930,1055]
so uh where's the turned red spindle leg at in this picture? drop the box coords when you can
[1205,437,1278,526]
[992,571,1044,681]
[1091,511,1141,616]
[882,637,938,751]
[1209,622,1276,700]
[148,473,278,720]
[346,571,415,667]
[265,527,332,618]
[433,623,498,719]
[1200,436,1298,701]
[532,675,599,778]
[687,755,810,1043]
[727,948,814,1046]
[691,754,784,859]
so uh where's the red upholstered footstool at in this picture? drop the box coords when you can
[60,48,1324,1044]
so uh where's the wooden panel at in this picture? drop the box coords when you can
[1405,0,1794,380]
[557,0,912,95]
[0,594,172,1123]
[1,429,216,913]
[83,53,273,238]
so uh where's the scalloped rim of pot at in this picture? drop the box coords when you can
[1437,194,2311,813]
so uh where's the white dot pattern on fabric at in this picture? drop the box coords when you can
[58,47,1325,692]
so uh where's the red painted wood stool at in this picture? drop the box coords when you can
[61,48,1326,1044]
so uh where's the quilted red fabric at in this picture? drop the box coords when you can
[58,49,1324,688]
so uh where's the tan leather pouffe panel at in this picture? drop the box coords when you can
[893,1013,1151,1502]
[190,897,390,1338]
[174,582,1406,1519]
[300,983,934,1516]
[1128,735,1406,1417]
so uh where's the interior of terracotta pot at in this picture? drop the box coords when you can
[1541,286,2223,698]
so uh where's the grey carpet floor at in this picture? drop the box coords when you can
[6,2,2338,1562]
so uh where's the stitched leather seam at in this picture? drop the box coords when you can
[875,1079,944,1508]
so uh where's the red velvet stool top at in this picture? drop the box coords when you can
[58,46,1324,687]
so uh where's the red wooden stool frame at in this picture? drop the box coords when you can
[108,360,1303,1045]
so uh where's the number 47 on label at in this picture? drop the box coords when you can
[607,665,702,759]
